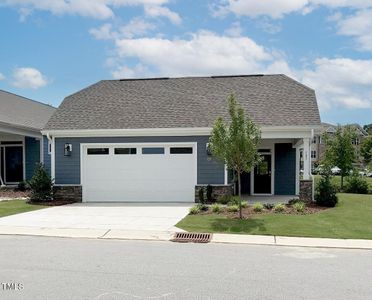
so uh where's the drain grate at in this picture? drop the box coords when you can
[171,232,212,243]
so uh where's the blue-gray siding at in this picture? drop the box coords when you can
[42,136,51,176]
[274,143,296,195]
[25,137,40,180]
[53,136,224,185]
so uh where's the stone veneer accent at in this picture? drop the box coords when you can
[299,180,313,203]
[195,184,234,203]
[53,185,82,202]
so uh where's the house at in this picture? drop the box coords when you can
[42,75,321,203]
[0,90,56,186]
[310,122,369,169]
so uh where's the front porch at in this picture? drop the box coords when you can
[242,194,298,204]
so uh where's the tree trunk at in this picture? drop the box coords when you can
[341,175,344,191]
[238,172,242,219]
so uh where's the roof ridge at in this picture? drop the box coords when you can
[0,89,56,109]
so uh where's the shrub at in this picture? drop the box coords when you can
[217,195,232,205]
[344,173,369,194]
[288,198,301,205]
[227,204,239,212]
[206,184,213,202]
[189,205,201,215]
[211,203,222,213]
[293,201,306,213]
[253,202,264,212]
[17,181,28,191]
[315,171,338,207]
[227,196,243,206]
[197,203,208,211]
[263,203,274,210]
[198,187,205,204]
[274,203,286,213]
[241,200,248,208]
[28,163,53,202]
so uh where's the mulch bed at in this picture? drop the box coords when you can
[0,188,29,199]
[28,200,77,206]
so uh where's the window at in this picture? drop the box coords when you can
[0,141,22,145]
[142,147,164,154]
[311,150,317,159]
[352,138,359,145]
[258,149,271,153]
[48,140,52,154]
[115,148,137,155]
[87,148,109,155]
[312,136,317,144]
[170,147,193,154]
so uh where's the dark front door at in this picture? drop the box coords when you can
[254,154,272,194]
[4,146,23,183]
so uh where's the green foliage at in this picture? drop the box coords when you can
[293,201,306,213]
[209,94,261,218]
[344,172,369,194]
[323,125,356,189]
[315,170,338,207]
[274,203,286,213]
[211,203,222,213]
[253,202,264,212]
[263,203,274,210]
[227,196,243,206]
[28,163,53,202]
[361,136,372,165]
[227,204,239,212]
[197,203,208,211]
[217,194,232,205]
[288,198,301,205]
[241,200,248,208]
[189,205,201,215]
[206,184,213,202]
[363,124,372,135]
[17,181,28,191]
[198,187,205,204]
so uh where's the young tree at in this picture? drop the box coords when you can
[323,125,356,190]
[361,136,372,166]
[209,94,261,218]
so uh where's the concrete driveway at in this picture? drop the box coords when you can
[0,203,192,231]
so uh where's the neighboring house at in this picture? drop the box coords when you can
[0,90,56,185]
[310,122,369,169]
[42,75,321,203]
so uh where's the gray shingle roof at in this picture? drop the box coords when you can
[0,90,56,131]
[44,74,320,131]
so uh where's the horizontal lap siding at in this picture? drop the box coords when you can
[274,143,296,195]
[25,137,40,180]
[54,136,224,185]
[43,136,51,176]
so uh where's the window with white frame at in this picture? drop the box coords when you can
[311,150,317,159]
[312,136,317,144]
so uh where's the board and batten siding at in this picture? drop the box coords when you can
[25,136,40,180]
[50,136,224,185]
[274,143,296,195]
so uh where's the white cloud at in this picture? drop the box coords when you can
[111,64,151,79]
[12,67,48,89]
[224,21,243,37]
[336,9,372,51]
[0,72,5,80]
[144,5,181,24]
[301,58,372,109]
[216,0,372,19]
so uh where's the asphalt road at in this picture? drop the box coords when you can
[1,236,372,300]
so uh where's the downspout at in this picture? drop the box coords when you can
[0,141,4,187]
[311,129,315,202]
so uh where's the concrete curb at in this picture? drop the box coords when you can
[1,226,372,250]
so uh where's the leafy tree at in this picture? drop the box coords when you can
[361,136,372,166]
[209,94,261,218]
[363,124,372,135]
[28,163,54,202]
[323,125,356,190]
[315,167,338,207]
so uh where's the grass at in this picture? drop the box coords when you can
[0,200,46,218]
[176,193,372,239]
[313,175,372,190]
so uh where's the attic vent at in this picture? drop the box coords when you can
[211,74,264,79]
[119,77,169,81]
[171,232,212,243]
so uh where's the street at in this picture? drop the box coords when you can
[1,235,372,300]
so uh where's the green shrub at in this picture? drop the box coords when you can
[197,203,208,211]
[198,187,205,204]
[288,198,301,205]
[315,172,338,207]
[227,204,239,212]
[206,184,213,202]
[344,173,368,194]
[274,203,286,213]
[211,203,222,213]
[217,195,232,205]
[263,203,274,210]
[228,196,243,206]
[17,181,28,191]
[253,202,264,212]
[28,163,53,202]
[293,201,306,213]
[189,205,201,215]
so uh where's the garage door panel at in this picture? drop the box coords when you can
[82,144,196,202]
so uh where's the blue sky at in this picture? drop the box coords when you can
[0,0,371,125]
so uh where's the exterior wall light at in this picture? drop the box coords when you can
[64,143,72,156]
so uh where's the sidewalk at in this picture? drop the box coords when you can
[1,225,372,250]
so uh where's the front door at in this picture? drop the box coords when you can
[4,146,23,183]
[254,153,272,194]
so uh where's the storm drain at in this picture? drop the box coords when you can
[171,232,212,243]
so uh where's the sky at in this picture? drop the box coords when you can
[0,0,371,125]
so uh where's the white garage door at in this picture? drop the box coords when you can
[81,143,197,202]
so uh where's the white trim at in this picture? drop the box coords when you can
[42,125,318,138]
[0,143,25,184]
[22,136,26,181]
[0,122,42,139]
[224,164,228,185]
[251,145,275,196]
[50,135,55,180]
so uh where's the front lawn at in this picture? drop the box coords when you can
[0,200,46,218]
[176,193,372,239]
[314,175,372,190]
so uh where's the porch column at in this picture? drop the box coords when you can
[303,138,311,180]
